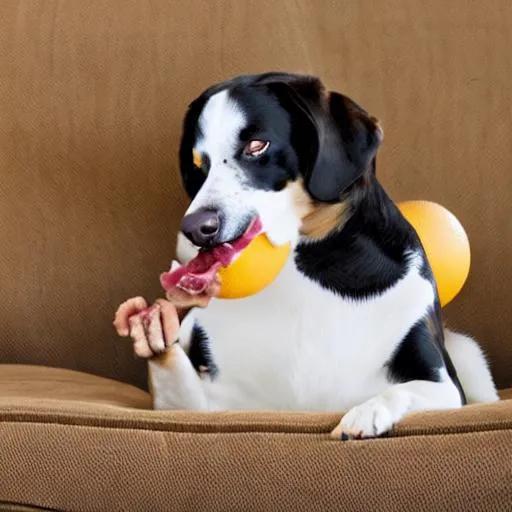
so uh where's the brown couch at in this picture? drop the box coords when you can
[1,1,511,510]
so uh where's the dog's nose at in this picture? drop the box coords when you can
[180,208,220,247]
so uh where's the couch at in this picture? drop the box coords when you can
[1,1,511,510]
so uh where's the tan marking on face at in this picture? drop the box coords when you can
[192,149,203,169]
[288,180,350,240]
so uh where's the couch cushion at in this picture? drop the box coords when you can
[0,364,509,435]
[0,364,151,409]
[0,369,511,511]
[0,364,511,511]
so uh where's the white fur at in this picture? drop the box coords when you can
[332,369,461,438]
[186,90,304,245]
[194,252,435,412]
[187,90,250,240]
[443,329,499,403]
[148,247,498,437]
[149,344,210,410]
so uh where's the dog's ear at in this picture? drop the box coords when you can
[310,92,383,202]
[265,76,383,202]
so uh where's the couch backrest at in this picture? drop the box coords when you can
[1,0,510,390]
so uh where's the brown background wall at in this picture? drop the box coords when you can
[0,1,510,390]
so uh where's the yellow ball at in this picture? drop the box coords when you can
[397,200,471,307]
[217,234,291,299]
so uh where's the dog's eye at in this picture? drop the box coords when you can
[244,140,270,158]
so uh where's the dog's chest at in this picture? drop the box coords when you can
[192,254,433,412]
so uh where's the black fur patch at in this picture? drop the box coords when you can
[386,307,466,405]
[295,178,422,299]
[431,296,467,404]
[386,312,444,384]
[417,259,466,402]
[229,86,303,192]
[187,323,218,379]
[178,91,212,198]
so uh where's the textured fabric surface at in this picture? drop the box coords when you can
[0,365,151,409]
[1,410,512,510]
[0,505,60,512]
[1,2,511,510]
[0,1,511,392]
[0,365,511,510]
[1,423,511,512]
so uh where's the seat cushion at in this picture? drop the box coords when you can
[0,364,152,409]
[1,364,511,511]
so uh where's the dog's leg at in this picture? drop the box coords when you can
[331,373,462,439]
[148,343,210,411]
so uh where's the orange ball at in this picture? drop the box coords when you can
[217,234,291,299]
[397,200,471,307]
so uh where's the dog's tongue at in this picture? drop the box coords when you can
[160,217,262,296]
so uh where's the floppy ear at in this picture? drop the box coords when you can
[266,76,383,202]
[309,92,383,202]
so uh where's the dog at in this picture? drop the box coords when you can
[114,72,498,439]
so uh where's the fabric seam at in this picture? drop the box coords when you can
[1,416,511,439]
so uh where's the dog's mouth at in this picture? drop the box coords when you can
[160,217,262,298]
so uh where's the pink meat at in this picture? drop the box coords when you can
[160,217,262,296]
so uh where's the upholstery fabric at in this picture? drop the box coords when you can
[1,2,511,509]
[0,365,151,409]
[0,365,511,511]
[0,0,511,390]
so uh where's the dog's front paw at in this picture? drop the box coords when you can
[331,391,409,440]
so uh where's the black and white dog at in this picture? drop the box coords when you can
[115,72,498,439]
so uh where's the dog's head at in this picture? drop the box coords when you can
[176,72,383,260]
